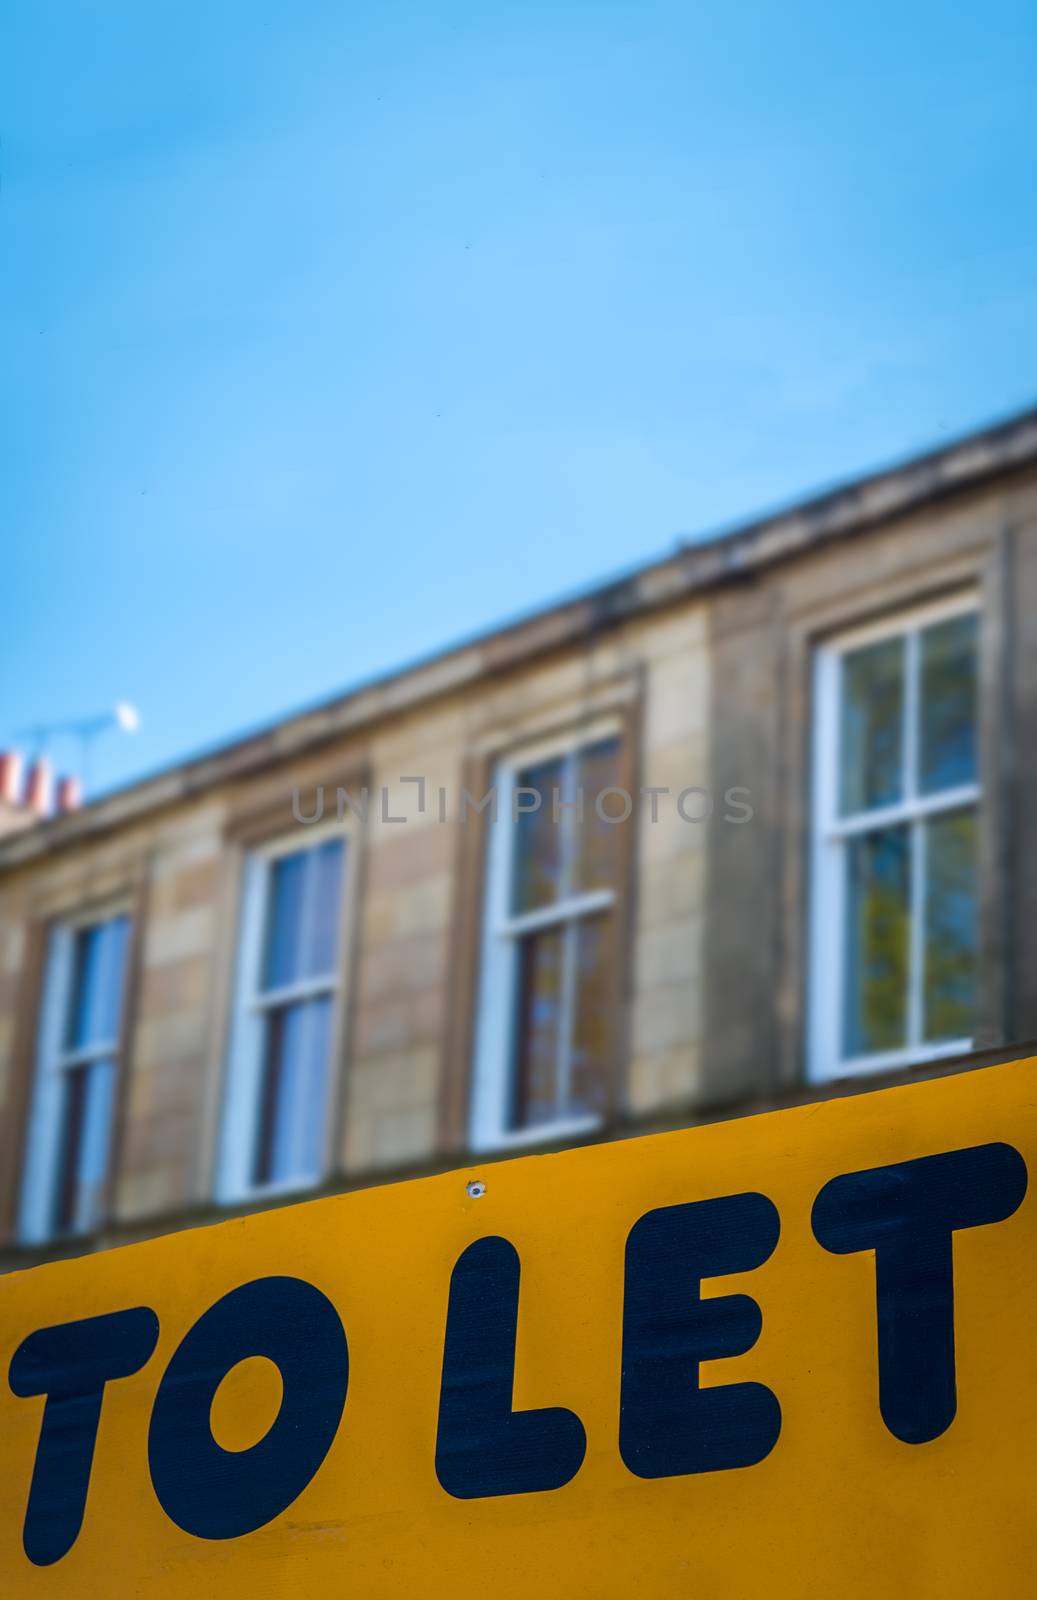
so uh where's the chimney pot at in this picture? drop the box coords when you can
[56,775,83,814]
[24,757,53,818]
[0,750,24,806]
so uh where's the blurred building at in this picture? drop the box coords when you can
[2,405,1036,1265]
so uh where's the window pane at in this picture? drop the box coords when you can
[839,637,904,815]
[569,914,613,1117]
[66,917,129,1049]
[306,839,345,979]
[262,839,344,990]
[53,1064,89,1233]
[924,809,977,1042]
[842,825,910,1057]
[510,925,564,1128]
[575,736,623,894]
[263,850,307,989]
[511,755,566,914]
[254,996,332,1185]
[53,1057,115,1235]
[920,614,978,795]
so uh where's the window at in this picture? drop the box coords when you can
[19,913,131,1243]
[810,598,980,1080]
[217,829,349,1201]
[471,723,625,1149]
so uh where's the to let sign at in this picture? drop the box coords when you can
[2,1058,1036,1598]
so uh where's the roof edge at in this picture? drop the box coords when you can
[4,401,1037,870]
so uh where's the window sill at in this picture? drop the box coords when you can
[470,1115,603,1155]
[810,1037,973,1084]
[216,1172,323,1207]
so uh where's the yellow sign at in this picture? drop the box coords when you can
[2,1059,1036,1598]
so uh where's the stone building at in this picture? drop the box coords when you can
[2,404,1036,1266]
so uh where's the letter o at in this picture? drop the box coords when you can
[677,786,713,823]
[148,1276,348,1539]
[594,786,633,823]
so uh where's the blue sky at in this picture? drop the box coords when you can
[3,0,1035,795]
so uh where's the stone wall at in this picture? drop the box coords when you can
[4,451,1036,1262]
[0,595,713,1255]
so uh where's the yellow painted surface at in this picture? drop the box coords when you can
[3,1058,1037,1597]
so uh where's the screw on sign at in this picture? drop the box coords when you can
[7,1141,1026,1566]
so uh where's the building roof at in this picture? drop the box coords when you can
[4,401,1037,868]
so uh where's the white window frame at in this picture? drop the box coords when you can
[216,819,354,1204]
[470,717,621,1152]
[18,906,131,1246]
[808,593,980,1083]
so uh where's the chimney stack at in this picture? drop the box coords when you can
[56,775,83,814]
[24,757,53,818]
[0,750,24,806]
[0,750,36,837]
[0,750,81,835]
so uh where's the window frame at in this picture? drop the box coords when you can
[808,592,981,1083]
[18,904,132,1246]
[470,716,623,1153]
[216,818,355,1204]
